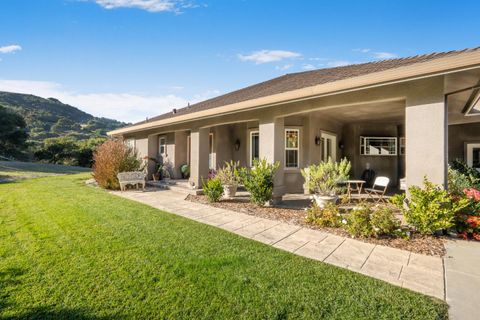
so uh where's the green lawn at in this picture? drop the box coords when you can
[0,161,89,182]
[0,174,448,319]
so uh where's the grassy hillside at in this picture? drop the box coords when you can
[0,91,126,143]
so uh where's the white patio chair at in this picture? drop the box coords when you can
[365,176,390,203]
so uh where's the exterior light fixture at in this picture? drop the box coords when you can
[234,139,241,151]
[315,136,321,145]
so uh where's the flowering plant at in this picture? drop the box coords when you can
[456,188,480,240]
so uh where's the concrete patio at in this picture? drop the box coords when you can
[111,188,446,300]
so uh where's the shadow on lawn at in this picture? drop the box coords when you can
[0,267,123,320]
[2,307,125,320]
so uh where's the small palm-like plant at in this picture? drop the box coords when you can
[302,157,351,196]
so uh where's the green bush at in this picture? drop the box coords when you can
[389,193,406,208]
[202,177,223,202]
[371,207,400,236]
[448,167,477,196]
[301,157,351,196]
[238,158,279,205]
[305,202,341,227]
[345,205,375,238]
[451,159,480,187]
[403,177,469,234]
[344,204,400,238]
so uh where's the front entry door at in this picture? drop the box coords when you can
[321,132,337,162]
[466,143,480,172]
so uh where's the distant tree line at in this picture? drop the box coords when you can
[0,105,106,167]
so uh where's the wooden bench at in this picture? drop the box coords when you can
[117,171,146,191]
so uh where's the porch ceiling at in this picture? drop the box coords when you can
[310,100,406,124]
[446,68,480,125]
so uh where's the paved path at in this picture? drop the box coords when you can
[111,188,445,300]
[444,240,480,320]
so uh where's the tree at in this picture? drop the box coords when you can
[0,105,28,157]
[34,137,78,164]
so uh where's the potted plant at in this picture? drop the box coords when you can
[147,157,163,181]
[180,164,190,179]
[216,160,240,198]
[301,157,351,208]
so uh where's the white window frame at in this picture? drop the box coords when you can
[360,136,397,156]
[321,131,337,162]
[285,128,300,169]
[186,135,191,165]
[158,136,167,157]
[247,129,259,167]
[209,133,215,170]
[466,142,480,171]
[124,138,135,150]
[399,137,406,155]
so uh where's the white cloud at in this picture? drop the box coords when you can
[301,64,316,71]
[371,51,398,59]
[326,60,352,67]
[353,48,371,53]
[0,45,22,54]
[275,64,293,71]
[0,79,218,123]
[238,50,301,64]
[93,0,197,13]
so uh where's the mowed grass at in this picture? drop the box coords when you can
[0,161,89,182]
[0,174,448,319]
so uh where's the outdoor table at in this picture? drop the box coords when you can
[344,179,366,202]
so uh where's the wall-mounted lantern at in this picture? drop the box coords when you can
[234,139,241,151]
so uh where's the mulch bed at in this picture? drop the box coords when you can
[187,194,446,257]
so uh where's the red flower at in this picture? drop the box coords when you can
[464,188,480,201]
[466,216,480,228]
[458,232,468,240]
[473,233,480,241]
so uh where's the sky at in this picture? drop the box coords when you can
[0,0,479,123]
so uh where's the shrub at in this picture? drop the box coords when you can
[451,159,480,187]
[448,167,475,196]
[202,177,223,202]
[216,160,239,186]
[345,205,374,238]
[402,177,469,234]
[371,207,400,237]
[238,158,280,205]
[344,204,400,238]
[92,140,142,189]
[389,193,406,208]
[301,158,351,196]
[305,202,341,227]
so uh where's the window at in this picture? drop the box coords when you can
[249,131,259,166]
[285,129,299,168]
[209,133,215,170]
[399,137,406,155]
[360,136,397,156]
[186,135,191,165]
[466,143,480,172]
[321,132,337,161]
[124,138,135,150]
[158,136,166,156]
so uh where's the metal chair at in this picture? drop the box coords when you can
[365,176,390,203]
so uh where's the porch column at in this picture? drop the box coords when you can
[189,127,210,189]
[259,116,286,202]
[405,77,447,188]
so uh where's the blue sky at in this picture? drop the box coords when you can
[0,0,479,122]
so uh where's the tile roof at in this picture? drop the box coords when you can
[139,48,480,125]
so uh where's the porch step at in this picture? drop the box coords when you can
[147,180,203,196]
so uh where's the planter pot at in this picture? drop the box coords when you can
[223,184,238,198]
[313,194,338,208]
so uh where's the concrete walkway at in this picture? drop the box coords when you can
[444,240,480,320]
[111,188,445,300]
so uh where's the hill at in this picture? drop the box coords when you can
[0,91,126,143]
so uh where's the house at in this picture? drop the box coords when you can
[108,48,480,200]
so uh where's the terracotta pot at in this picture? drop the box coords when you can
[223,184,237,198]
[313,194,338,208]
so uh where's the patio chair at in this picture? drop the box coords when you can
[364,176,390,203]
